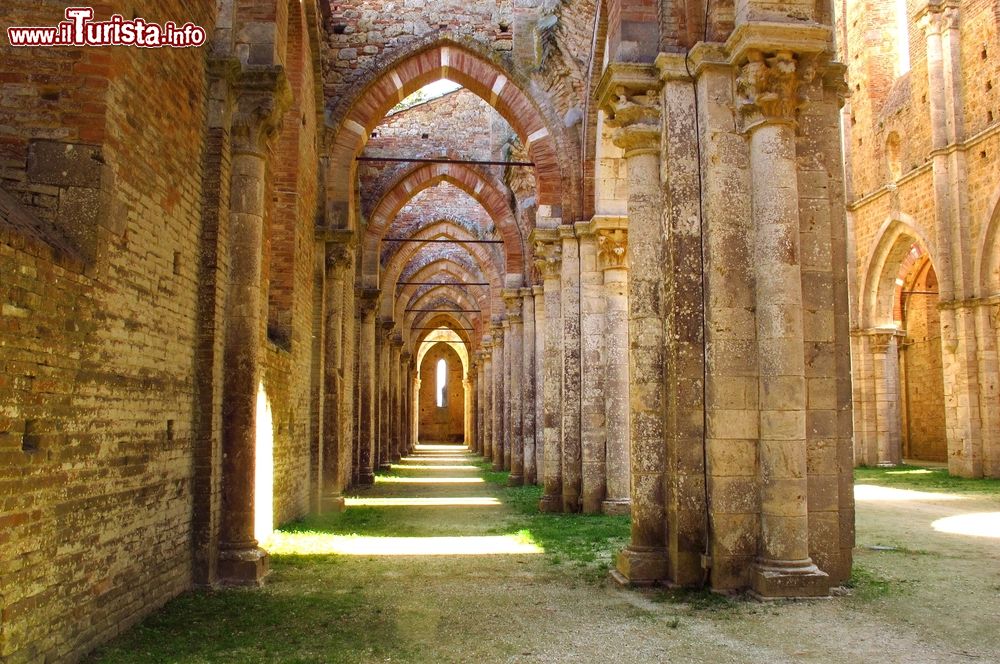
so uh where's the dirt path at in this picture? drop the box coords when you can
[91,445,1000,663]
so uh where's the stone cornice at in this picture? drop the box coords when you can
[725,22,832,67]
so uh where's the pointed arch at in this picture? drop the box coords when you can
[325,38,577,232]
[974,183,1000,297]
[361,161,524,285]
[858,215,936,329]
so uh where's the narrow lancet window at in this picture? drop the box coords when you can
[436,358,447,407]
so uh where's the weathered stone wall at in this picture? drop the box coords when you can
[843,0,1000,475]
[417,343,465,441]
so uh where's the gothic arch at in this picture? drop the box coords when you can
[361,162,524,285]
[325,38,577,232]
[974,184,1000,297]
[858,214,936,329]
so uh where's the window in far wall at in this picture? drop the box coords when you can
[436,358,447,407]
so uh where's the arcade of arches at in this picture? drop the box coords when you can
[1,0,998,660]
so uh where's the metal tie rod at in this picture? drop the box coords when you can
[382,237,504,244]
[406,308,481,313]
[356,155,534,167]
[396,281,489,287]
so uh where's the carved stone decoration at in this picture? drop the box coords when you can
[533,240,563,279]
[231,68,292,154]
[596,228,628,271]
[604,85,661,154]
[736,49,815,129]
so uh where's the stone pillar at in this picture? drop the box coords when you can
[504,289,525,484]
[356,289,379,486]
[391,334,403,462]
[735,47,829,597]
[400,349,412,457]
[853,329,904,466]
[597,225,631,515]
[377,320,394,470]
[600,66,668,583]
[532,285,545,486]
[491,323,505,471]
[576,223,607,513]
[218,75,288,586]
[921,4,983,478]
[321,238,353,513]
[502,316,513,471]
[482,342,494,461]
[520,288,537,484]
[533,233,564,511]
[465,363,475,449]
[560,225,583,512]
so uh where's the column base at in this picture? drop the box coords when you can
[610,546,669,586]
[491,460,503,471]
[538,493,562,512]
[357,471,375,487]
[378,463,392,471]
[321,494,346,513]
[218,544,270,587]
[749,559,830,599]
[601,499,631,516]
[507,473,524,486]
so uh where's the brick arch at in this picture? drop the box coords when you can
[380,225,504,323]
[410,310,478,353]
[361,162,523,285]
[326,38,575,230]
[395,260,490,316]
[381,217,504,275]
[859,215,936,329]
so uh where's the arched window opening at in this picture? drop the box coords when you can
[436,358,447,407]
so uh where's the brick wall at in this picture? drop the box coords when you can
[0,2,217,661]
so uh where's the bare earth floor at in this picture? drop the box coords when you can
[89,446,1000,663]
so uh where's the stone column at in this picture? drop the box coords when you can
[533,234,564,511]
[321,238,353,513]
[520,288,537,484]
[597,226,631,515]
[504,289,525,484]
[356,289,379,486]
[577,223,607,513]
[465,363,476,449]
[400,349,411,457]
[377,320,394,470]
[391,334,404,462]
[218,75,288,586]
[600,67,669,583]
[491,323,505,471]
[502,316,513,471]
[532,285,545,486]
[560,225,583,512]
[482,342,494,461]
[736,48,828,596]
[922,5,983,478]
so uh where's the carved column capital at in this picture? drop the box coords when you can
[356,288,380,314]
[532,239,563,279]
[596,63,662,157]
[231,67,292,155]
[597,228,628,271]
[502,288,524,321]
[325,241,355,270]
[735,49,817,131]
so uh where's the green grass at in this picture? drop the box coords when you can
[854,464,1000,495]
[475,459,631,582]
[844,562,894,601]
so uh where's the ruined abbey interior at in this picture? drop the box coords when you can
[1,0,999,661]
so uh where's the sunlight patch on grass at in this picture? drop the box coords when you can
[374,476,484,484]
[266,532,542,556]
[854,484,966,502]
[390,463,480,470]
[345,496,501,507]
[932,512,1000,538]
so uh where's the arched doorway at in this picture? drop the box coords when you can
[418,342,465,442]
[896,249,947,461]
